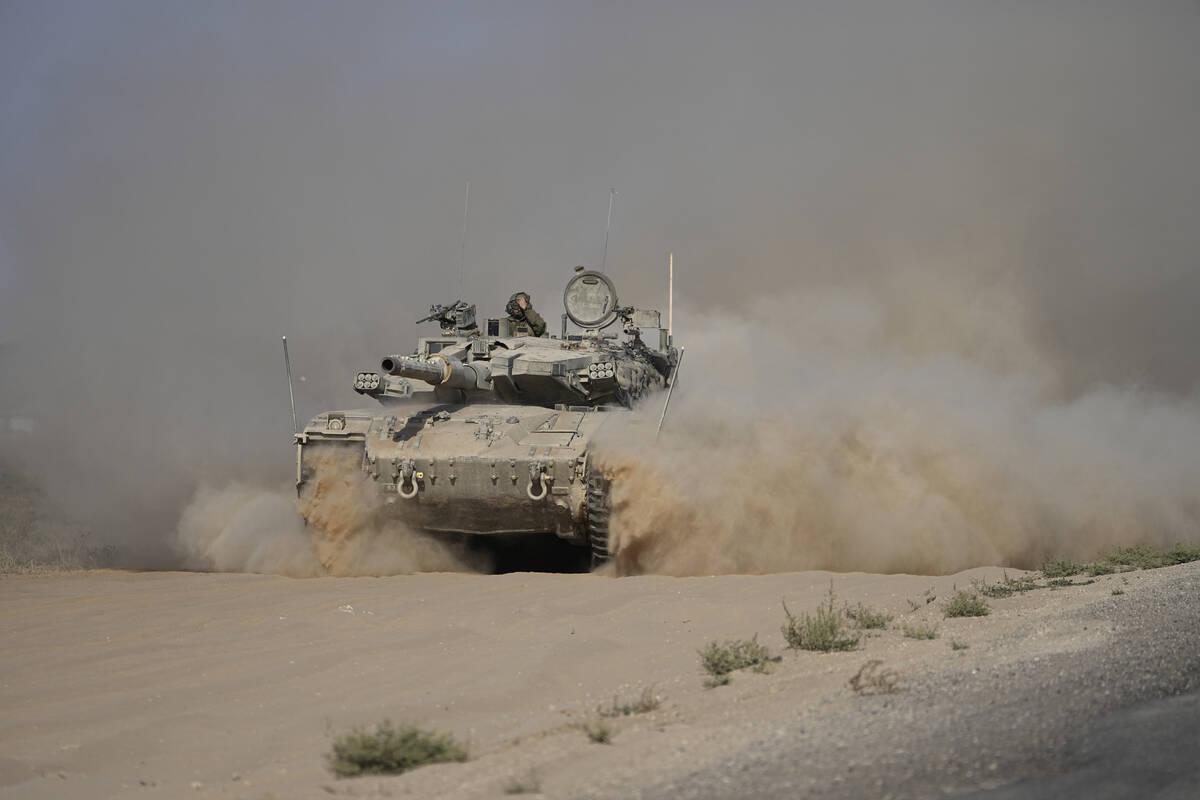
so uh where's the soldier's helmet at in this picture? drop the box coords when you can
[506,292,531,317]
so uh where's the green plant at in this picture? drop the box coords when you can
[848,659,901,694]
[1162,543,1200,565]
[581,718,613,744]
[950,639,969,650]
[973,571,1036,598]
[702,674,731,689]
[1047,577,1095,589]
[942,590,990,618]
[781,586,860,652]
[1008,574,1039,592]
[502,769,542,794]
[972,577,1013,599]
[846,603,894,630]
[698,636,780,679]
[326,720,468,778]
[597,687,661,718]
[1100,543,1200,571]
[1111,587,1125,596]
[903,622,939,640]
[1041,558,1082,578]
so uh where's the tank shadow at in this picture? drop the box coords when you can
[463,533,592,574]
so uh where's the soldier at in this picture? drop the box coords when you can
[505,291,547,337]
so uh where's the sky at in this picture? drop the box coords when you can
[1,1,1198,564]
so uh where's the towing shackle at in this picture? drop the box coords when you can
[527,461,551,501]
[397,459,419,499]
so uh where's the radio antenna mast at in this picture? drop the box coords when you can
[601,188,616,271]
[457,180,470,299]
[281,336,298,436]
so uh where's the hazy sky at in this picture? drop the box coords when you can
[2,1,1199,558]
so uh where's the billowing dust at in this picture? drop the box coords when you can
[178,286,1200,579]
[177,445,483,576]
[596,289,1200,577]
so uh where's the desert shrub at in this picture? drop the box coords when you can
[950,639,969,650]
[597,687,661,718]
[902,622,939,640]
[581,718,613,744]
[973,572,1036,598]
[972,578,1013,599]
[326,720,467,778]
[846,603,893,630]
[1041,558,1082,578]
[1163,544,1200,565]
[781,587,860,652]
[1047,577,1095,589]
[942,590,990,618]
[1101,544,1200,571]
[0,470,111,573]
[698,636,780,679]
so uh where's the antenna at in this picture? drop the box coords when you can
[656,347,685,441]
[457,180,470,300]
[282,336,298,436]
[601,188,616,271]
[668,252,674,345]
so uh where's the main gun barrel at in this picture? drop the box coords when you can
[380,354,482,391]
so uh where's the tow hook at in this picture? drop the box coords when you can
[527,461,550,500]
[397,459,419,499]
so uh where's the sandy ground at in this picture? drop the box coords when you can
[1,562,1197,799]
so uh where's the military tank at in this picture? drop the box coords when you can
[294,267,680,567]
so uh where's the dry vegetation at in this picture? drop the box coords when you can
[698,636,781,687]
[326,720,468,778]
[846,603,894,630]
[597,687,661,718]
[312,544,1200,783]
[942,590,991,618]
[781,585,861,652]
[0,468,106,573]
[903,622,940,640]
[579,718,614,744]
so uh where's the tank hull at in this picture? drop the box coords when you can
[298,403,617,541]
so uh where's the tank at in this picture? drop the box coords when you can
[294,267,680,567]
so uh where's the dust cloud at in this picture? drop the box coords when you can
[599,285,1200,576]
[2,3,1200,575]
[178,446,483,576]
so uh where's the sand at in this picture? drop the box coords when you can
[1,563,1197,799]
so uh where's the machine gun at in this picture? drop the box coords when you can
[417,301,477,334]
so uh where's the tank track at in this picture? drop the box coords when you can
[586,472,612,568]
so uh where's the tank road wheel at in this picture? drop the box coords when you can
[586,472,612,568]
